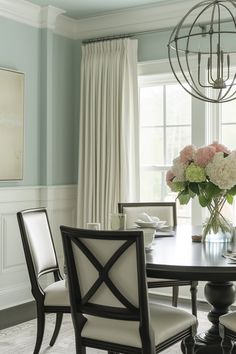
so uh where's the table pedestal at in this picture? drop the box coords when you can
[182,281,236,353]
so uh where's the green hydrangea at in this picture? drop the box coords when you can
[186,163,206,182]
[170,181,185,192]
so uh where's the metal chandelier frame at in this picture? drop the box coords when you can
[168,0,236,103]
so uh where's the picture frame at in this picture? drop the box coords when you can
[0,68,24,180]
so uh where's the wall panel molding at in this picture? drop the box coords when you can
[0,184,77,310]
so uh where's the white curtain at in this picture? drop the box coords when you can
[77,38,139,229]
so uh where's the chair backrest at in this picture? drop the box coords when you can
[17,208,60,289]
[61,226,150,326]
[118,202,177,229]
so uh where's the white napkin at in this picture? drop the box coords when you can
[135,212,168,230]
[136,212,160,223]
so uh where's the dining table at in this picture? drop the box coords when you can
[145,224,236,354]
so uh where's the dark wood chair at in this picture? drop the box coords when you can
[118,201,198,316]
[61,225,197,354]
[17,208,70,354]
[220,312,236,353]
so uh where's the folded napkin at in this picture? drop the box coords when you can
[135,212,169,231]
[136,212,160,223]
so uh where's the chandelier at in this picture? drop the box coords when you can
[168,0,236,103]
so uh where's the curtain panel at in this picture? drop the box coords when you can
[77,38,139,228]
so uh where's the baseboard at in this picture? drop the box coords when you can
[0,301,36,330]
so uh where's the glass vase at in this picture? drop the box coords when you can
[202,197,233,243]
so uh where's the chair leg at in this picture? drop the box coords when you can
[49,313,63,346]
[33,306,45,354]
[183,334,195,354]
[190,281,198,317]
[172,286,179,307]
[221,336,233,354]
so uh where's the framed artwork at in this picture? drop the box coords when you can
[0,68,24,180]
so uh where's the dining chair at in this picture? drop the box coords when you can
[219,312,236,353]
[118,201,198,316]
[61,225,197,354]
[17,208,70,354]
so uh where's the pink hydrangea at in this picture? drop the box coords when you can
[194,146,216,167]
[179,145,195,164]
[166,169,175,187]
[210,141,231,154]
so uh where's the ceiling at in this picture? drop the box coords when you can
[26,0,170,19]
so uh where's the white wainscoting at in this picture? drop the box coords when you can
[0,185,209,311]
[0,185,77,310]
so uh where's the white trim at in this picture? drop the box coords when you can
[0,0,41,28]
[0,0,200,39]
[40,6,65,30]
[0,184,77,310]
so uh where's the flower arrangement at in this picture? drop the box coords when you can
[166,142,236,241]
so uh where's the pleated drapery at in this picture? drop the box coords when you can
[77,38,139,229]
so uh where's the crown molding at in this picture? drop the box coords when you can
[0,0,203,40]
[73,0,200,40]
[0,0,41,28]
[40,6,65,30]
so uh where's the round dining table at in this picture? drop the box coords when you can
[145,224,236,354]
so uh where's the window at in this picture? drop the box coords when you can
[221,100,236,149]
[138,60,236,225]
[139,74,192,223]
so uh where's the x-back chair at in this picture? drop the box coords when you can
[61,226,197,354]
[118,201,198,316]
[17,208,70,354]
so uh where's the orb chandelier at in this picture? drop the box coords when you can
[168,0,236,103]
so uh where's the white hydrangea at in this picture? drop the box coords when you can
[206,151,236,190]
[172,157,186,182]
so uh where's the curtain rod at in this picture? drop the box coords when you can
[82,27,174,44]
[82,34,133,44]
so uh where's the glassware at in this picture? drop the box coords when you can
[202,196,233,243]
[86,222,101,230]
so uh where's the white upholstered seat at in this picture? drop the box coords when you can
[220,312,236,332]
[61,226,197,354]
[82,303,196,347]
[219,312,236,353]
[17,208,70,354]
[118,202,198,316]
[219,311,236,354]
[44,280,69,307]
[122,205,175,229]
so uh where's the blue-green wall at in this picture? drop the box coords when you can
[137,30,172,62]
[0,15,171,188]
[0,17,41,187]
[0,17,76,187]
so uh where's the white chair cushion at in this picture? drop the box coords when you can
[44,280,70,307]
[81,303,196,347]
[123,206,174,229]
[220,312,236,331]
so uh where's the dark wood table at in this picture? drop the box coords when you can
[145,225,236,354]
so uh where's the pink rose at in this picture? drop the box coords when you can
[210,141,231,154]
[194,146,216,167]
[179,145,195,164]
